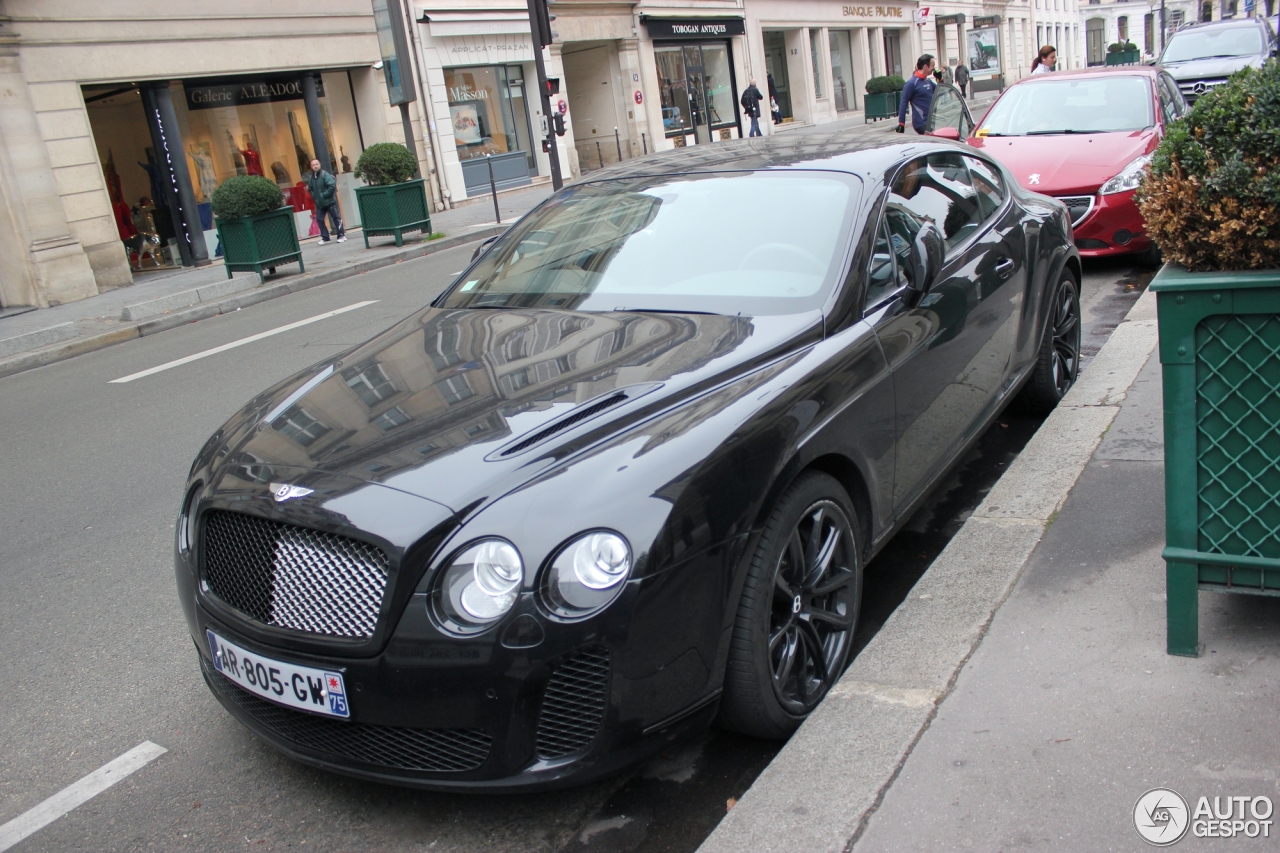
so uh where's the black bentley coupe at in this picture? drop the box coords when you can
[176,133,1082,791]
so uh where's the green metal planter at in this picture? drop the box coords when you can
[355,178,431,248]
[864,91,902,123]
[1106,49,1141,66]
[1153,264,1280,656]
[214,206,303,283]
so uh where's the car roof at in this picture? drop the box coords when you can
[1007,66,1160,85]
[570,132,971,183]
[1173,17,1268,33]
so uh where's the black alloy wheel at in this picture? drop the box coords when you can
[720,472,863,739]
[1019,270,1081,414]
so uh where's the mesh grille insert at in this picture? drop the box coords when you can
[203,510,389,639]
[1056,196,1094,228]
[535,645,610,760]
[1195,315,1280,560]
[202,656,491,772]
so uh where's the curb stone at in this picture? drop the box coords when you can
[0,226,499,381]
[696,285,1161,853]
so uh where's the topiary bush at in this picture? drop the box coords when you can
[1107,41,1137,53]
[354,142,417,186]
[1138,60,1280,271]
[865,74,906,95]
[210,175,285,219]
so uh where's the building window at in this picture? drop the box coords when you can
[654,42,736,138]
[1118,16,1129,41]
[426,316,464,372]
[443,65,535,172]
[272,406,330,448]
[438,373,475,405]
[829,30,856,111]
[810,29,824,98]
[374,406,411,431]
[343,361,396,407]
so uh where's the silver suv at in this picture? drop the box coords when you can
[1159,17,1278,104]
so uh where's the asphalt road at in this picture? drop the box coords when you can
[0,237,1152,852]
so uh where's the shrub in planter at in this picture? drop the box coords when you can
[354,142,418,186]
[1107,41,1137,53]
[210,175,285,219]
[352,142,430,247]
[1138,61,1280,271]
[865,74,906,95]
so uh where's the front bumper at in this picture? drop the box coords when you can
[1070,189,1153,257]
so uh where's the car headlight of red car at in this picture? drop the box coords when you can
[1099,154,1152,195]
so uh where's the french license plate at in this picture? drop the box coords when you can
[206,629,350,719]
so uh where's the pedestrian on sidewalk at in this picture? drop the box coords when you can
[305,158,346,244]
[955,62,970,97]
[1031,45,1057,75]
[740,78,766,137]
[896,54,937,135]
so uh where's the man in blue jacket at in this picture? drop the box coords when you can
[896,54,937,135]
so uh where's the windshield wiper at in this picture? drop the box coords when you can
[1025,129,1105,135]
[612,307,721,315]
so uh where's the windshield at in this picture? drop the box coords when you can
[439,171,860,316]
[979,76,1154,135]
[1162,26,1264,63]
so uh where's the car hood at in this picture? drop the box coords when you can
[1161,54,1266,80]
[206,306,821,514]
[969,130,1158,195]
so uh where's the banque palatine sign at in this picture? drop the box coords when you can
[841,5,907,18]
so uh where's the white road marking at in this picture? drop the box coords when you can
[110,301,378,383]
[0,741,167,852]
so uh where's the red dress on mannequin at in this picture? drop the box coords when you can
[240,148,263,177]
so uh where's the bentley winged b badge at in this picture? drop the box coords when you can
[269,483,314,502]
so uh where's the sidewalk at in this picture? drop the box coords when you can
[700,287,1280,850]
[0,181,554,378]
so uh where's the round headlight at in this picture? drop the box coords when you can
[542,531,632,619]
[435,539,523,633]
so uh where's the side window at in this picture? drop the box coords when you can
[1161,74,1188,118]
[889,154,983,252]
[964,156,1006,221]
[865,217,907,309]
[1156,78,1177,125]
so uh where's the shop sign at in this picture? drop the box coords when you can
[447,83,490,102]
[841,6,908,19]
[914,7,933,24]
[185,75,325,111]
[642,17,746,39]
[935,13,967,25]
[973,15,1002,28]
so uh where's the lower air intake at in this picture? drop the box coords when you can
[534,645,611,760]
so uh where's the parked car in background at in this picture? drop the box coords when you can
[1158,16,1278,103]
[924,67,1185,263]
[178,133,1082,792]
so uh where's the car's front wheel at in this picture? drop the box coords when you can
[719,472,863,739]
[1018,269,1081,414]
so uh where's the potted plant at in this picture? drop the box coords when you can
[1138,61,1280,656]
[353,142,431,248]
[211,175,303,282]
[1106,41,1140,65]
[863,75,905,123]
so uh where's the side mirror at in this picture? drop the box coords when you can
[906,223,946,294]
[471,234,500,261]
[927,126,962,141]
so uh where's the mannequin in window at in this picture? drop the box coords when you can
[239,134,264,177]
[225,130,246,175]
[187,144,217,201]
[271,161,291,186]
[340,146,352,173]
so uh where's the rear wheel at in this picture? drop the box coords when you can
[719,472,863,739]
[1018,269,1082,414]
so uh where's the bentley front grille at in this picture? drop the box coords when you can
[202,510,389,639]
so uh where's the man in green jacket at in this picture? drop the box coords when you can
[305,158,345,244]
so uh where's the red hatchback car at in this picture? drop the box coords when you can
[923,66,1189,262]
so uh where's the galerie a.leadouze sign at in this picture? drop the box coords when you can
[186,75,326,111]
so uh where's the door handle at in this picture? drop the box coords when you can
[995,257,1015,280]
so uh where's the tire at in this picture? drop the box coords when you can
[1136,240,1163,268]
[719,472,863,739]
[1017,269,1082,415]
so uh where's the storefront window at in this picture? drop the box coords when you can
[830,30,855,111]
[810,29,824,98]
[443,65,534,172]
[655,47,691,135]
[177,71,362,216]
[701,45,734,128]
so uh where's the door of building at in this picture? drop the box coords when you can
[1086,18,1106,65]
[763,31,792,120]
[684,46,712,144]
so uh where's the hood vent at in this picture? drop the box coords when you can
[492,382,663,460]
